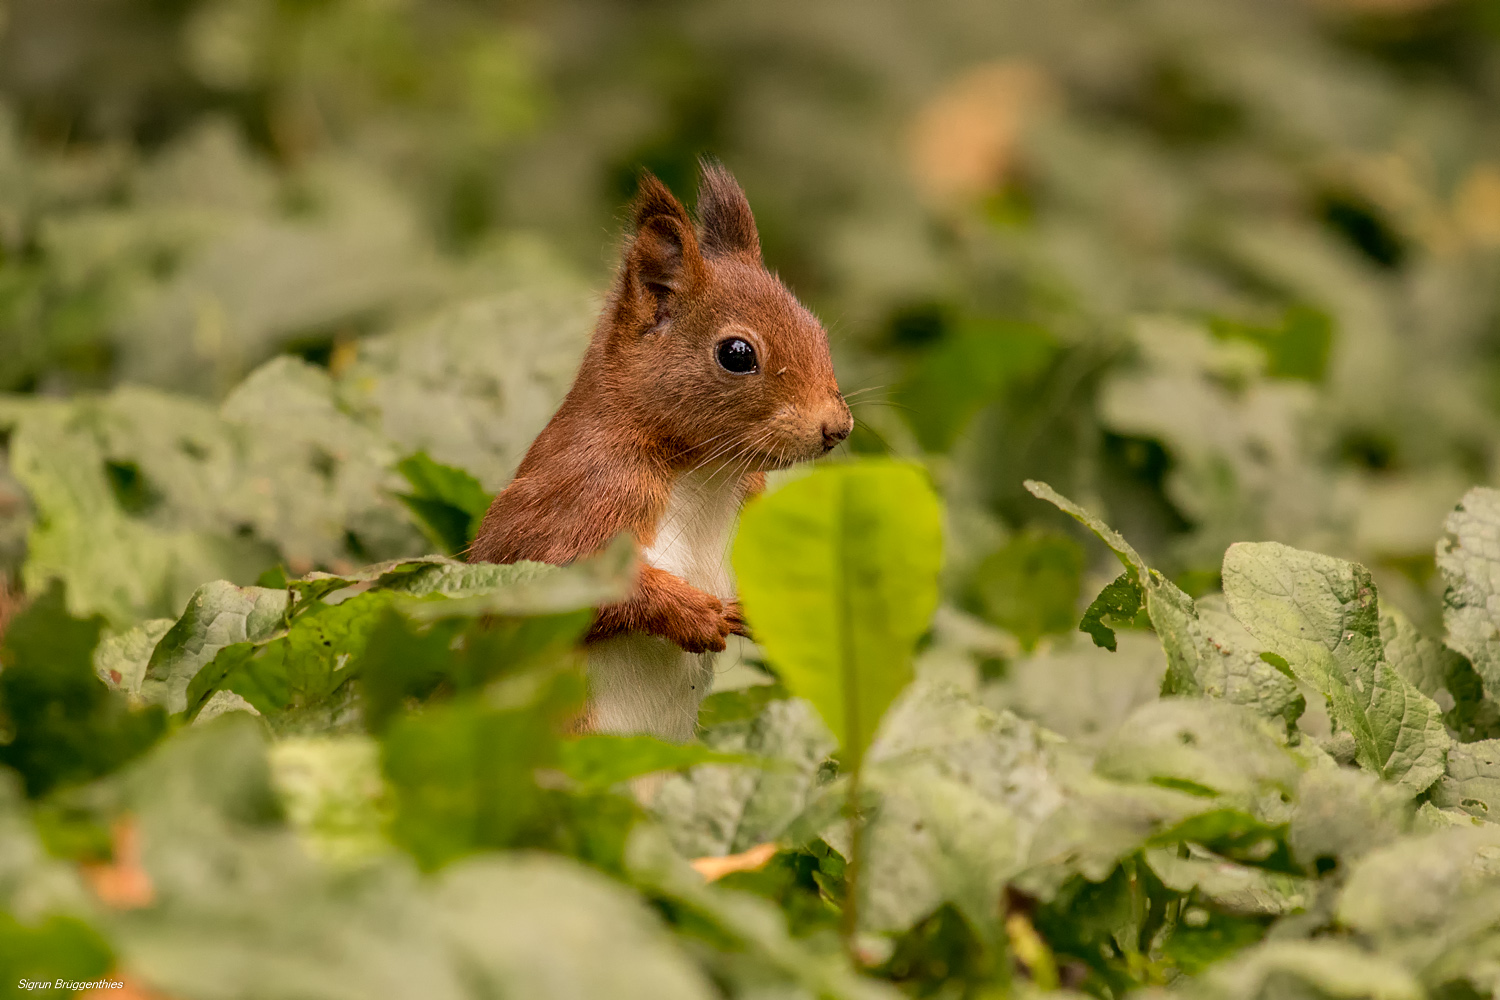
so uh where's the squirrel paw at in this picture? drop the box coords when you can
[663,592,735,654]
[724,600,752,641]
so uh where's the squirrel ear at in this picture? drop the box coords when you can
[626,172,705,305]
[696,160,760,259]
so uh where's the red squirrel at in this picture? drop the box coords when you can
[469,163,852,740]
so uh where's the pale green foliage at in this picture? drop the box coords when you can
[1439,487,1500,695]
[1224,541,1449,792]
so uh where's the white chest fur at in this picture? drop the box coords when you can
[587,468,744,741]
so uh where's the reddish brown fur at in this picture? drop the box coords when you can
[470,163,849,653]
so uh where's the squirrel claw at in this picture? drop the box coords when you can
[724,601,753,641]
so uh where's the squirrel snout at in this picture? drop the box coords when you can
[820,413,853,453]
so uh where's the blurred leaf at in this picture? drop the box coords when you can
[1146,846,1308,916]
[965,531,1082,649]
[0,911,113,991]
[654,694,836,860]
[1093,699,1300,806]
[895,319,1055,452]
[1210,305,1333,382]
[1197,940,1421,1000]
[359,604,591,733]
[1288,763,1413,870]
[1428,740,1500,822]
[381,672,585,870]
[557,734,754,792]
[734,460,943,773]
[0,582,166,798]
[985,630,1165,746]
[394,451,492,556]
[430,855,717,1000]
[1223,541,1448,792]
[693,682,789,730]
[855,681,1061,939]
[1337,825,1500,944]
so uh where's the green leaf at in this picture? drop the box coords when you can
[266,735,389,865]
[654,695,836,859]
[360,604,590,732]
[92,617,173,698]
[1078,572,1144,651]
[394,451,493,556]
[1025,482,1302,728]
[557,734,754,792]
[1151,586,1305,730]
[1223,541,1449,792]
[1428,739,1500,822]
[1210,304,1332,382]
[0,912,113,990]
[430,855,717,1000]
[1437,486,1500,696]
[1198,940,1421,1000]
[734,460,943,773]
[694,682,789,730]
[1094,699,1300,807]
[1288,762,1413,869]
[894,319,1055,452]
[1145,847,1310,916]
[1337,825,1500,941]
[398,534,635,620]
[856,681,1059,938]
[380,648,587,870]
[1022,480,1148,579]
[0,581,166,798]
[184,590,397,722]
[1382,605,1500,742]
[141,580,289,714]
[965,530,1083,649]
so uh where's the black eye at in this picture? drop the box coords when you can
[716,337,759,375]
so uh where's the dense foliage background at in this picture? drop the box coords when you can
[4,0,1500,997]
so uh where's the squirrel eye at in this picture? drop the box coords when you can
[716,337,759,375]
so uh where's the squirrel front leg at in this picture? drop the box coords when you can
[589,564,749,653]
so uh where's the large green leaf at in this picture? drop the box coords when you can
[141,580,290,714]
[1223,541,1449,793]
[1025,481,1302,728]
[1437,486,1500,695]
[184,590,398,723]
[653,691,836,858]
[734,460,943,772]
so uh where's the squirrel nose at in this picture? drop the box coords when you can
[821,418,852,452]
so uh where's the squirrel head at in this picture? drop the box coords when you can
[596,162,852,473]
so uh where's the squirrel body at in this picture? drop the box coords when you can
[587,466,746,739]
[470,163,850,740]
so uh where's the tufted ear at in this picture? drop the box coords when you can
[625,172,706,320]
[696,160,761,259]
